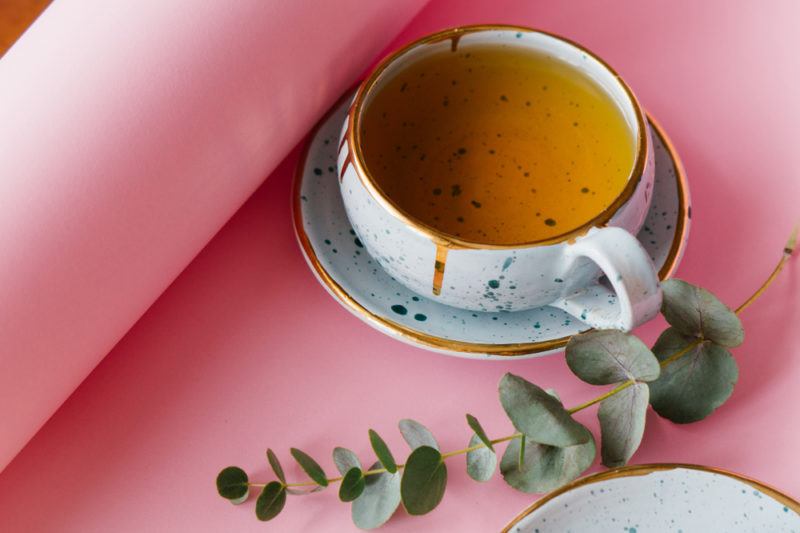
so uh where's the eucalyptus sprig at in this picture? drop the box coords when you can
[217,228,797,529]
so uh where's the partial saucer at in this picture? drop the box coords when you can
[502,464,800,532]
[293,92,690,359]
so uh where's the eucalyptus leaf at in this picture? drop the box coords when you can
[518,435,526,470]
[400,446,447,515]
[545,389,561,401]
[399,419,439,451]
[368,429,397,474]
[566,330,660,384]
[649,327,739,423]
[598,383,649,467]
[339,467,366,502]
[661,279,744,347]
[499,373,591,447]
[216,466,249,504]
[352,461,401,530]
[228,492,249,505]
[255,481,286,521]
[465,414,493,451]
[333,447,361,476]
[266,448,286,484]
[290,448,328,487]
[500,430,595,493]
[466,433,496,482]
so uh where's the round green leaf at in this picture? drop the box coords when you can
[465,414,493,451]
[598,382,649,467]
[333,447,361,476]
[466,433,496,482]
[216,466,249,504]
[400,445,448,516]
[648,327,739,423]
[398,419,439,451]
[266,448,286,484]
[339,467,366,502]
[500,430,595,493]
[352,461,401,530]
[256,481,286,521]
[499,373,591,447]
[290,448,328,487]
[566,329,660,384]
[661,279,744,347]
[368,429,397,474]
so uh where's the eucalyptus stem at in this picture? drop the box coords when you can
[735,224,797,315]
[657,340,700,367]
[289,477,341,488]
[440,433,521,459]
[252,228,797,489]
[568,379,635,413]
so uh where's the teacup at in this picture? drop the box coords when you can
[337,25,661,330]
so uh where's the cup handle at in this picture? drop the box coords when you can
[550,227,662,331]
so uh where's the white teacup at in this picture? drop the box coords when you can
[337,25,660,331]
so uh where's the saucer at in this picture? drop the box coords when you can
[502,464,800,532]
[293,92,690,359]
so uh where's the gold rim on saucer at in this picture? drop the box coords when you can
[292,99,688,356]
[501,463,800,532]
[347,24,650,250]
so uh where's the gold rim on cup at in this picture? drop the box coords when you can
[347,24,651,249]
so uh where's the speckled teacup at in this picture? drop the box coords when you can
[337,25,660,330]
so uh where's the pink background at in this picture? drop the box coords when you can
[0,0,427,472]
[1,0,798,531]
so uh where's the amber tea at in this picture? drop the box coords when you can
[360,43,635,245]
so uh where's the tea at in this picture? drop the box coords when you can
[359,43,635,245]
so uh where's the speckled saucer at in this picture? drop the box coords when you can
[503,464,800,532]
[293,92,690,359]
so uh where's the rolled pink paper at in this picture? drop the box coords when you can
[0,0,428,471]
